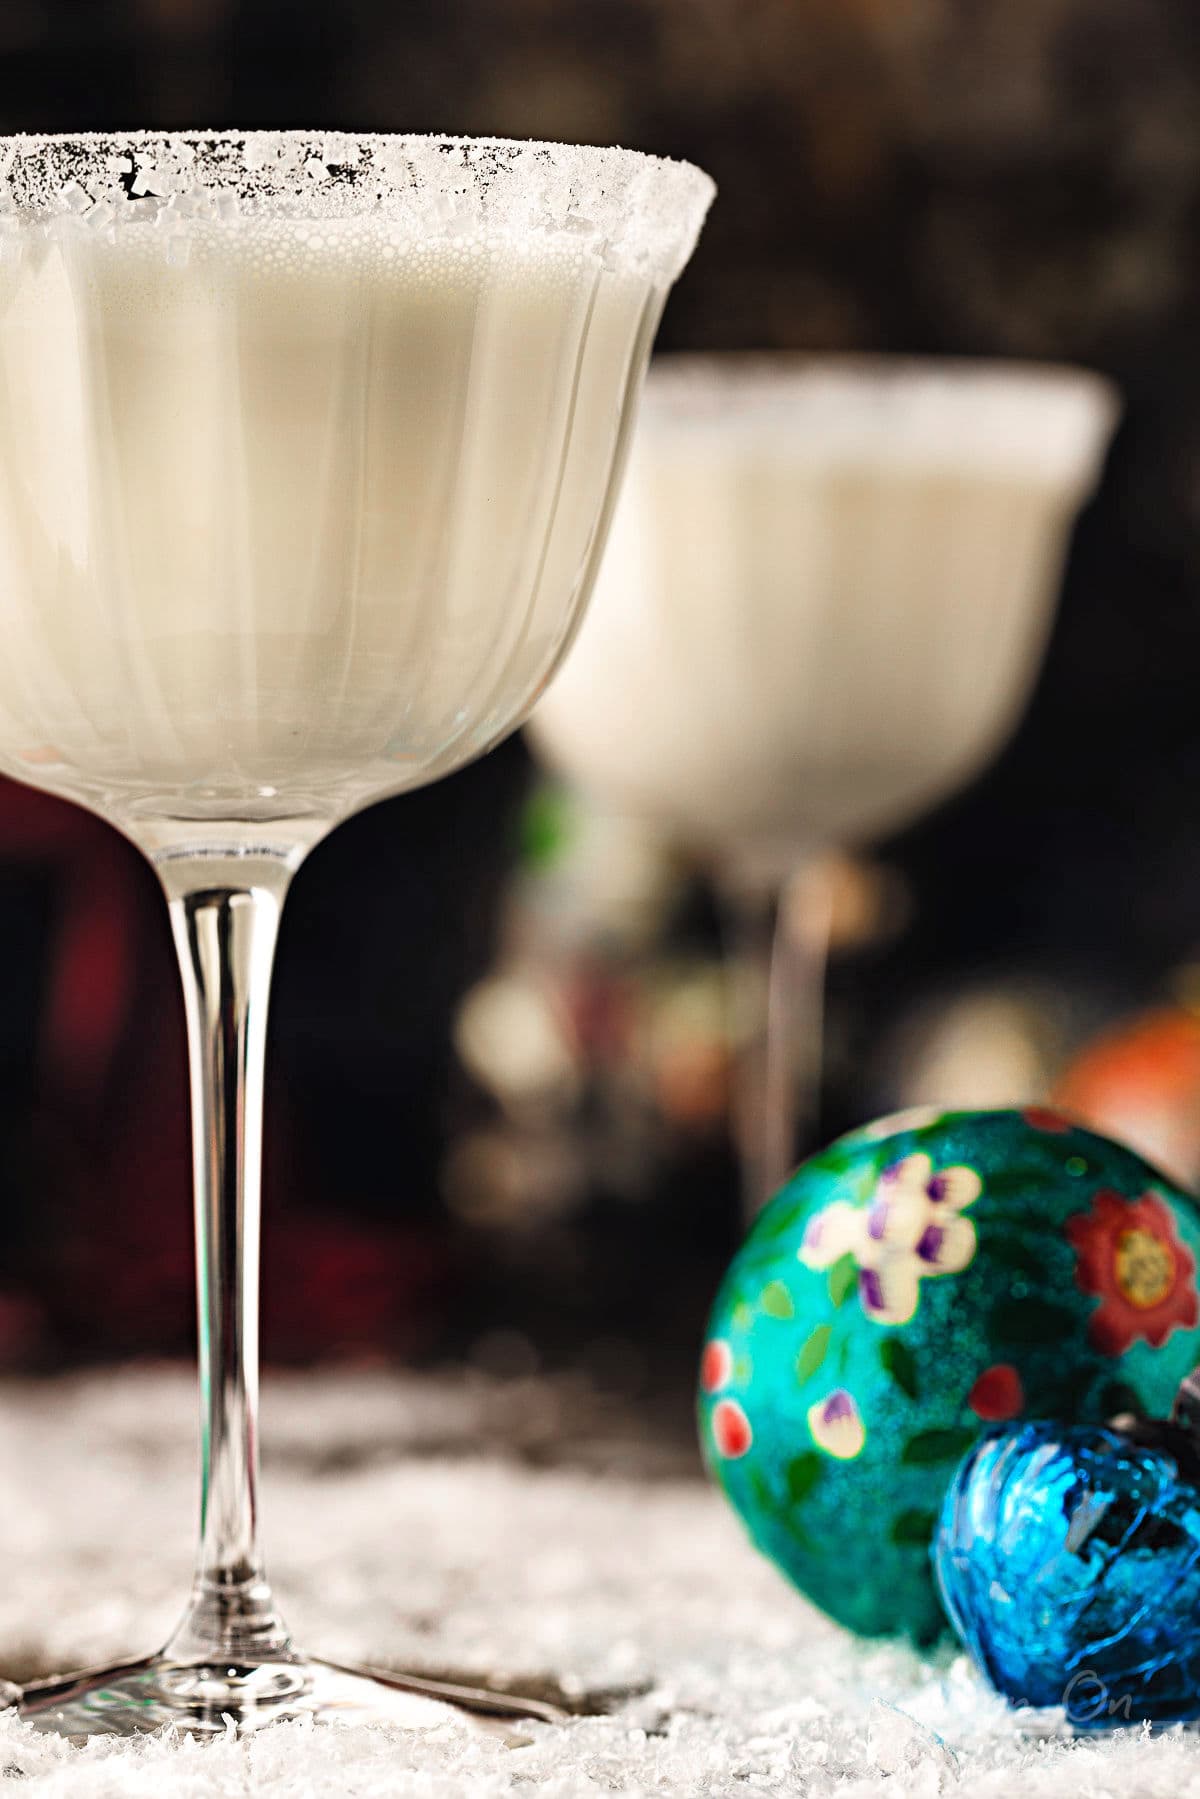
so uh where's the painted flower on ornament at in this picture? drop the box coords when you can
[853,1106,945,1142]
[967,1362,1025,1421]
[798,1152,983,1326]
[700,1339,733,1394]
[807,1387,866,1459]
[710,1397,752,1459]
[1067,1188,1198,1354]
[1022,1106,1074,1134]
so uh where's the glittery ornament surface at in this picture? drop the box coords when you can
[699,1108,1200,1641]
[936,1421,1200,1727]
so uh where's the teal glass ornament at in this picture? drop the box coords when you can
[699,1107,1200,1642]
[935,1404,1200,1727]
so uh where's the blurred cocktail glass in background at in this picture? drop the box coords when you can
[530,356,1119,1214]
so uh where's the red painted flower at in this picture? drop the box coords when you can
[1022,1107,1074,1134]
[1067,1189,1198,1354]
[967,1363,1025,1421]
[700,1339,733,1394]
[712,1397,752,1458]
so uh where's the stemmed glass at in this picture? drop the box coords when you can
[530,355,1118,1216]
[0,130,712,1740]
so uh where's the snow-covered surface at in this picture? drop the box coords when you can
[0,1367,1189,1794]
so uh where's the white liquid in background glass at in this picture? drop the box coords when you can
[531,357,1119,876]
[0,222,658,825]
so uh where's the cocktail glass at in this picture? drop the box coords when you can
[0,130,712,1739]
[530,355,1118,1215]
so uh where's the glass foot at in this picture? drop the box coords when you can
[17,1653,566,1742]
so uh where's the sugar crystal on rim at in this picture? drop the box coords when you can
[0,132,714,285]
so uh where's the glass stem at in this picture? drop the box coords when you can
[723,859,833,1225]
[159,859,295,1670]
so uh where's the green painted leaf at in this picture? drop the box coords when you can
[786,1450,824,1505]
[880,1336,919,1401]
[761,1279,795,1320]
[1058,1363,1096,1410]
[890,1508,938,1547]
[982,1236,1045,1279]
[828,1254,858,1308]
[990,1297,1076,1346]
[758,1203,805,1243]
[977,1168,1044,1198]
[1100,1380,1142,1418]
[796,1323,832,1384]
[749,1468,774,1511]
[901,1425,977,1465]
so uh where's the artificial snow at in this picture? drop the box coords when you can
[0,1367,1195,1795]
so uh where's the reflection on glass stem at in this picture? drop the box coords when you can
[722,858,834,1221]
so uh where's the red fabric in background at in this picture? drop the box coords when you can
[0,778,448,1367]
[0,779,194,1356]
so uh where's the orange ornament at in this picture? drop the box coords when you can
[1053,1008,1200,1189]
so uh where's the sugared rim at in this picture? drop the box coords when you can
[634,352,1121,486]
[0,130,716,285]
[642,350,1119,406]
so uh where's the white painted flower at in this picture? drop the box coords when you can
[807,1388,866,1459]
[798,1153,982,1326]
[854,1106,945,1142]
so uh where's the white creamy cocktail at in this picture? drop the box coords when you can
[531,357,1118,1209]
[0,140,694,841]
[533,356,1119,881]
[0,130,713,1741]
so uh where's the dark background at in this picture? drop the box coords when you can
[3,0,1200,1404]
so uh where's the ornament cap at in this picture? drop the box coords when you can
[1097,1362,1200,1484]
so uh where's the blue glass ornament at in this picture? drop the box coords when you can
[935,1416,1200,1727]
